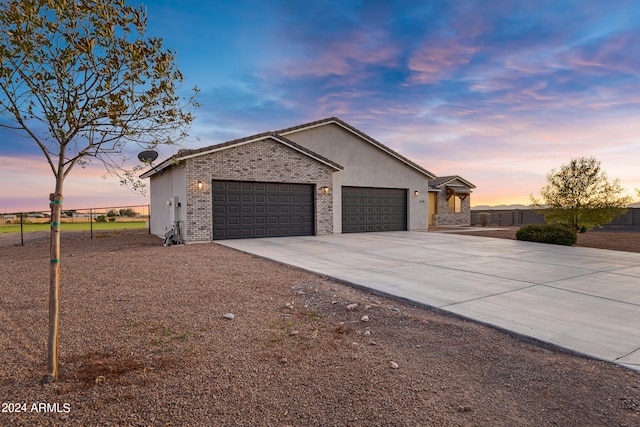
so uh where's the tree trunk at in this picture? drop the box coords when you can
[43,191,63,383]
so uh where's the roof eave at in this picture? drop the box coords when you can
[139,133,343,179]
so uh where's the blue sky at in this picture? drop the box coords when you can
[2,0,640,211]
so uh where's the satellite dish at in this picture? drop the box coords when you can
[138,150,158,163]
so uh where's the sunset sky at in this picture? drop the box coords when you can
[2,0,640,212]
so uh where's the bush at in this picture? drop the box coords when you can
[119,208,137,217]
[515,224,577,246]
[478,213,491,227]
[95,215,107,223]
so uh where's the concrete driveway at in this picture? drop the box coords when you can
[218,231,640,372]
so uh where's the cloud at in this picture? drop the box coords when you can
[408,40,478,84]
[0,155,148,212]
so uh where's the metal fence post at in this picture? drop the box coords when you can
[90,209,93,239]
[20,212,24,246]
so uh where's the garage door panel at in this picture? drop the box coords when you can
[213,180,314,240]
[342,186,407,233]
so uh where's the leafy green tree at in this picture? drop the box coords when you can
[530,157,631,232]
[106,209,118,222]
[119,208,137,217]
[0,0,197,382]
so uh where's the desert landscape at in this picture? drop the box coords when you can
[1,229,639,426]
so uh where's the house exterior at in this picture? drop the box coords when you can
[141,117,475,242]
[428,176,476,226]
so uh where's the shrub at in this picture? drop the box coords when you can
[95,215,107,223]
[119,208,137,217]
[515,224,577,246]
[478,213,491,227]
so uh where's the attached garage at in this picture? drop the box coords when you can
[342,186,407,233]
[212,180,315,240]
[144,117,475,243]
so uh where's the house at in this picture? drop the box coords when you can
[141,117,475,242]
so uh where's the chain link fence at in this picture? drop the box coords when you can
[0,204,150,247]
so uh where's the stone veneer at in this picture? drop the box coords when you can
[184,138,335,242]
[434,189,471,226]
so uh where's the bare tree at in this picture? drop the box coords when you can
[0,0,197,382]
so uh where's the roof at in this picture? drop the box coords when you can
[277,117,437,180]
[140,131,343,179]
[429,175,476,190]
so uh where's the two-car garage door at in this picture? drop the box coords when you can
[212,180,314,240]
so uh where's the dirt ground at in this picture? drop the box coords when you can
[1,229,639,426]
[450,226,640,253]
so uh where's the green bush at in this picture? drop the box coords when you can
[515,224,577,246]
[95,215,107,223]
[478,213,491,227]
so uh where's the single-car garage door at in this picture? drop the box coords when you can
[212,180,314,240]
[342,186,407,233]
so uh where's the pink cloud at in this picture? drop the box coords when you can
[408,40,478,84]
[558,30,640,76]
[275,29,400,80]
[0,156,148,212]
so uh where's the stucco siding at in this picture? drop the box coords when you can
[284,124,429,231]
[149,164,187,238]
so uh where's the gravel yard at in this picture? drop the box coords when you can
[1,229,639,426]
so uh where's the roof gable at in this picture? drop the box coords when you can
[140,132,343,178]
[277,117,436,180]
[429,175,476,190]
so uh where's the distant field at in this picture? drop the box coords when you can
[0,221,147,234]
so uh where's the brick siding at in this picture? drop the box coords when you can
[184,138,334,242]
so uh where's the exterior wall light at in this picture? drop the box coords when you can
[413,190,419,197]
[320,186,330,195]
[197,180,203,190]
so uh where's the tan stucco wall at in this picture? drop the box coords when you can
[284,123,430,232]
